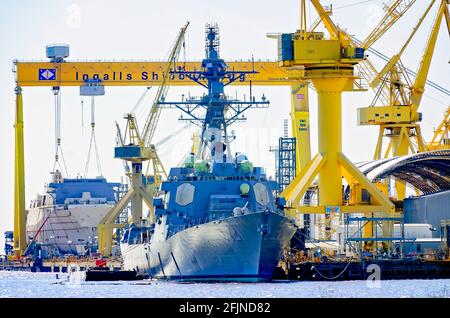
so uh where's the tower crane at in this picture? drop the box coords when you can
[357,0,450,199]
[97,22,189,256]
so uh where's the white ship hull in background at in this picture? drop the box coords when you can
[26,204,113,256]
[25,172,123,257]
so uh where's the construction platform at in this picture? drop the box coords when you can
[280,260,450,281]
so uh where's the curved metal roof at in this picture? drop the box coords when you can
[357,150,450,195]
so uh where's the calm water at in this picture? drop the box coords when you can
[0,271,449,298]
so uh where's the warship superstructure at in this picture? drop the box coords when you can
[26,171,122,257]
[120,24,297,281]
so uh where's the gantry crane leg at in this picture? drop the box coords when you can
[14,86,26,256]
[374,123,427,199]
[290,82,311,172]
[282,74,395,240]
[97,163,155,256]
[289,82,311,227]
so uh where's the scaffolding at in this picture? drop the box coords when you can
[112,182,130,246]
[277,137,296,192]
[345,215,406,259]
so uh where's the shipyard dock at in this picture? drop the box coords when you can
[2,0,450,284]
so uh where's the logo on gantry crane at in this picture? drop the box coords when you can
[39,68,56,80]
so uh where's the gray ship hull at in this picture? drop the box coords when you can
[121,211,296,282]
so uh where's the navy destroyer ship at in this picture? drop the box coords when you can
[120,24,297,281]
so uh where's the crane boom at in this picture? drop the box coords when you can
[369,1,436,88]
[309,0,348,43]
[361,0,417,49]
[445,2,450,35]
[141,22,190,147]
[411,0,447,116]
[357,0,448,173]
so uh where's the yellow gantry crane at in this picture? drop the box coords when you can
[97,22,189,256]
[278,0,398,246]
[11,2,426,255]
[281,0,419,178]
[279,0,395,215]
[357,0,450,199]
[286,1,416,175]
[270,0,418,240]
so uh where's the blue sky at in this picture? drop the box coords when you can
[0,0,448,249]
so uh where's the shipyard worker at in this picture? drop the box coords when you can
[381,242,388,255]
[362,250,373,260]
[314,248,322,262]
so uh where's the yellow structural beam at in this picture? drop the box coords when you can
[15,61,290,87]
[14,86,26,256]
[427,106,450,150]
[356,1,447,202]
[278,1,396,247]
[373,123,426,199]
[281,153,327,214]
[309,0,347,43]
[410,0,447,117]
[97,223,126,257]
[361,0,417,50]
[97,171,155,256]
[281,68,395,219]
[290,83,311,172]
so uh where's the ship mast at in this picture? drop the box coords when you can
[159,23,269,165]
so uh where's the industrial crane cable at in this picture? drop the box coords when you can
[52,146,69,177]
[130,86,152,115]
[423,92,450,107]
[80,98,84,133]
[154,123,192,148]
[84,130,103,177]
[333,0,382,10]
[83,97,103,177]
[352,37,450,97]
[52,88,69,177]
